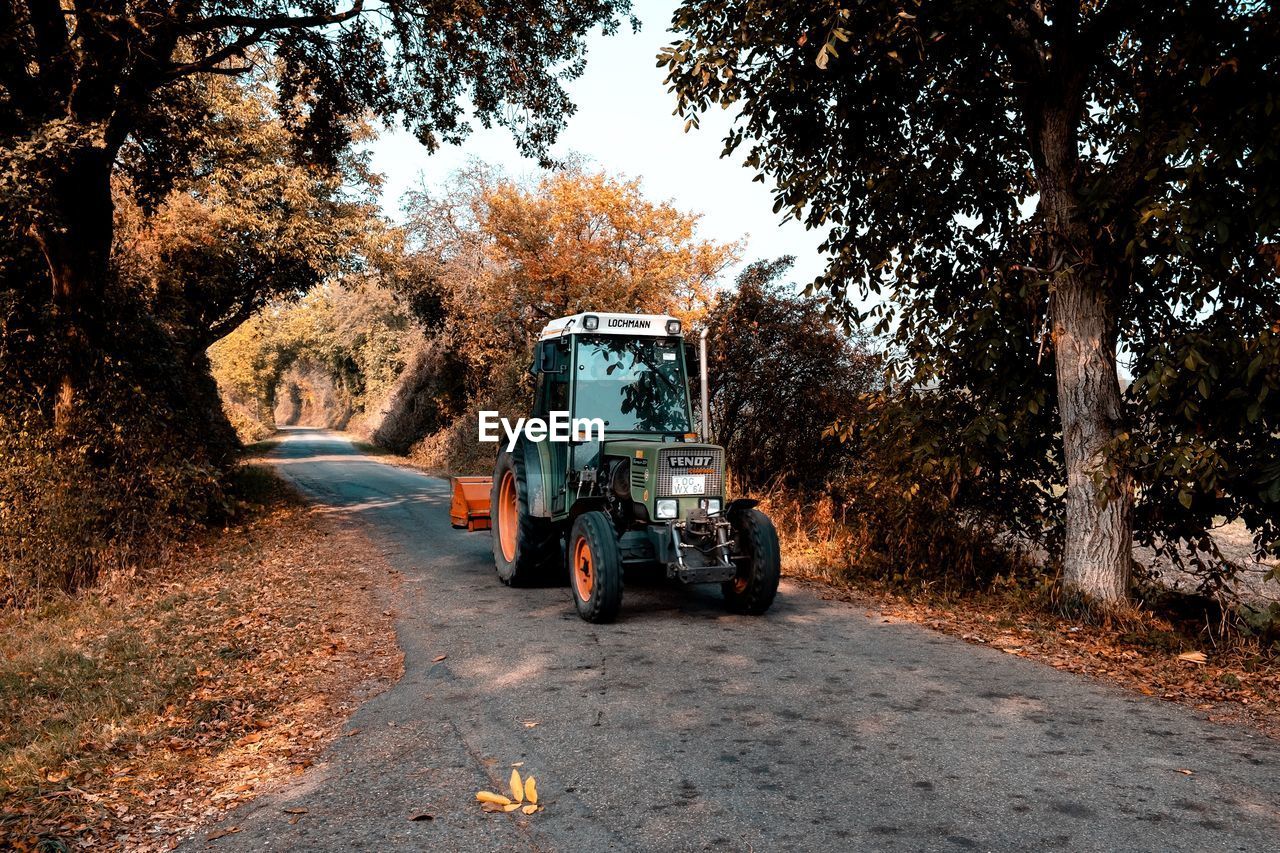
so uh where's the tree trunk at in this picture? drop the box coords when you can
[1031,88,1134,607]
[1051,273,1132,604]
[31,145,116,434]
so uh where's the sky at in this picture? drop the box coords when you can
[366,0,829,291]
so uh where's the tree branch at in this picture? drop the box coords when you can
[27,0,75,100]
[162,29,265,80]
[1082,0,1144,53]
[185,0,366,35]
[980,5,1046,85]
[0,1,42,111]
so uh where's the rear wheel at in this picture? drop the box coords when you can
[723,508,781,615]
[568,511,624,623]
[491,447,560,586]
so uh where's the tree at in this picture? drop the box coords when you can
[705,257,877,494]
[1,0,634,430]
[662,2,1280,605]
[118,74,381,355]
[398,166,738,393]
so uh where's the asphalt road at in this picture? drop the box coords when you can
[193,428,1280,852]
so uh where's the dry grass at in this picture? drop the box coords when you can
[0,466,402,851]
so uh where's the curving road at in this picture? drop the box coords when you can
[193,428,1280,852]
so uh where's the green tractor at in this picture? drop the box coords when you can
[488,311,781,623]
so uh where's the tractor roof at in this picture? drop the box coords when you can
[538,312,683,340]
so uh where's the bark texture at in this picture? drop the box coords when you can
[1051,275,1132,603]
[1034,97,1133,605]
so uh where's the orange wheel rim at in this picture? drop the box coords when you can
[572,537,594,601]
[498,471,518,562]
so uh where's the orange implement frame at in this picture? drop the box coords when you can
[450,476,493,531]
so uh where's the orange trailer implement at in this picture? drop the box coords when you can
[450,476,492,531]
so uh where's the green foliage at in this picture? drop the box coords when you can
[662,1,1280,591]
[210,282,420,440]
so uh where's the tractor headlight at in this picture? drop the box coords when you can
[706,499,721,515]
[582,314,600,331]
[656,499,678,519]
[665,319,681,335]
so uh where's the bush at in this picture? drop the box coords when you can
[705,258,878,494]
[409,356,530,475]
[0,299,234,607]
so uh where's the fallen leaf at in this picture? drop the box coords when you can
[525,776,538,805]
[282,807,308,815]
[480,802,505,813]
[522,804,539,815]
[206,826,241,840]
[509,768,524,803]
[523,721,539,728]
[1177,651,1207,664]
[503,803,522,812]
[345,728,361,737]
[1173,768,1194,775]
[476,791,512,806]
[432,654,447,662]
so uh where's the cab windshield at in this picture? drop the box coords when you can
[573,336,691,433]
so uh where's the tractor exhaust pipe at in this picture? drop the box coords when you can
[699,327,709,442]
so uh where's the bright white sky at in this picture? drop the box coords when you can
[366,0,828,291]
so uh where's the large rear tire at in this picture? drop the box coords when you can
[723,508,781,615]
[491,447,561,586]
[568,511,624,623]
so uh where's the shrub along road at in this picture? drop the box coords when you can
[189,428,1279,851]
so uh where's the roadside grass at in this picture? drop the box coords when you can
[0,465,402,851]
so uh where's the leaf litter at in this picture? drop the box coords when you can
[476,767,542,815]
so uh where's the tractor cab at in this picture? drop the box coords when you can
[478,311,780,623]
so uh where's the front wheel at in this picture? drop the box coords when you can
[567,511,624,623]
[722,508,781,615]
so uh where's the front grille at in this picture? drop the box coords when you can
[656,447,724,497]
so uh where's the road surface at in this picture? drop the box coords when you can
[192,428,1280,852]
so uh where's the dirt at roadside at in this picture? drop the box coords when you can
[0,467,403,852]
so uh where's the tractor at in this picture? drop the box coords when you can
[484,311,781,623]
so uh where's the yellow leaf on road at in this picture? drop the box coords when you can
[503,802,522,812]
[510,768,524,803]
[525,776,538,805]
[522,804,539,815]
[477,791,512,806]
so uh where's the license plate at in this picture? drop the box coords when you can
[670,474,706,495]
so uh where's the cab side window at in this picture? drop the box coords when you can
[534,341,569,418]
